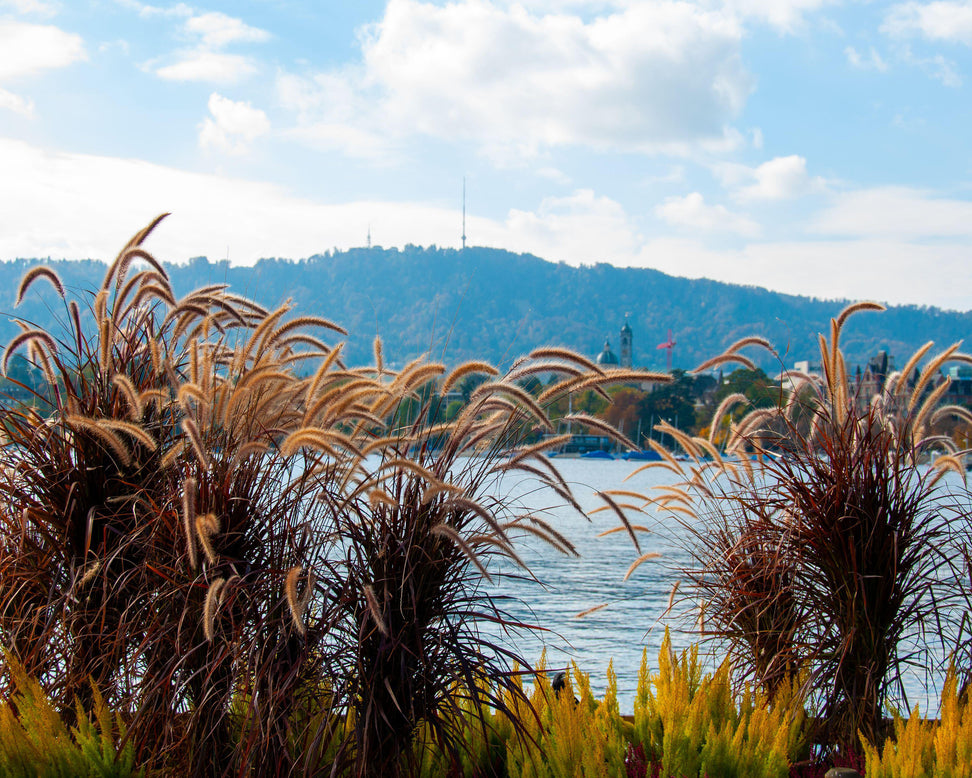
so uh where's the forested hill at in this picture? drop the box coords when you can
[1,245,969,372]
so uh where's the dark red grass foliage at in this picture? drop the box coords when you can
[0,216,662,777]
[761,406,953,744]
[671,309,968,750]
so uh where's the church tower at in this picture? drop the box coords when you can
[619,314,633,368]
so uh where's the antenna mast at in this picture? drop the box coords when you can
[461,177,467,250]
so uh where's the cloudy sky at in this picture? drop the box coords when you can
[1,0,971,309]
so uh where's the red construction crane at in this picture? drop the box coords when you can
[656,329,676,372]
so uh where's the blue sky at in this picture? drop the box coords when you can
[1,0,972,309]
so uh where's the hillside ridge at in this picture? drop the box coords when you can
[1,245,967,371]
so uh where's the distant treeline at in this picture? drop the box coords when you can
[1,245,969,370]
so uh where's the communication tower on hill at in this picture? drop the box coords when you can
[461,177,467,250]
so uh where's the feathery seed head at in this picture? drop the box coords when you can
[195,513,221,565]
[203,577,226,642]
[182,477,198,570]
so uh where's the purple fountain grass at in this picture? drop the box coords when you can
[614,301,972,750]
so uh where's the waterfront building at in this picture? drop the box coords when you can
[597,317,634,368]
[596,338,620,366]
[945,365,972,404]
[620,315,633,368]
[858,349,895,407]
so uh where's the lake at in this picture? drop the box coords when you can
[479,455,964,715]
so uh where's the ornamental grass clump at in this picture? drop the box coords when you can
[0,215,357,776]
[0,215,672,777]
[618,302,972,749]
[0,216,182,715]
[164,301,354,777]
[314,348,668,777]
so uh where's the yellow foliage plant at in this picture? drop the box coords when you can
[412,674,506,778]
[501,655,627,778]
[0,652,141,777]
[377,632,810,777]
[632,628,804,778]
[863,667,972,778]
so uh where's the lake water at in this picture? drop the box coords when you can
[477,456,964,715]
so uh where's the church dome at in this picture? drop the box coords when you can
[597,338,619,366]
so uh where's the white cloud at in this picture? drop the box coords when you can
[500,0,626,10]
[0,139,640,273]
[813,186,972,240]
[0,20,85,79]
[139,6,269,84]
[0,137,459,265]
[279,0,751,159]
[510,0,838,33]
[655,192,760,236]
[184,11,270,48]
[717,0,838,33]
[713,155,824,200]
[2,138,972,310]
[711,160,751,188]
[536,167,572,185]
[113,0,192,19]
[882,4,967,84]
[499,190,641,263]
[284,121,398,162]
[928,54,962,84]
[892,110,926,131]
[636,236,972,310]
[498,185,972,309]
[906,49,963,85]
[738,155,824,200]
[276,69,397,160]
[0,20,84,115]
[642,165,687,185]
[98,39,131,56]
[845,45,889,71]
[156,51,256,83]
[0,86,33,115]
[199,92,270,154]
[0,0,58,16]
[884,1,972,45]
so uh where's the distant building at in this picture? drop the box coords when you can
[858,349,895,403]
[944,366,972,406]
[597,317,634,368]
[596,338,620,366]
[780,359,823,394]
[620,315,633,368]
[792,359,822,376]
